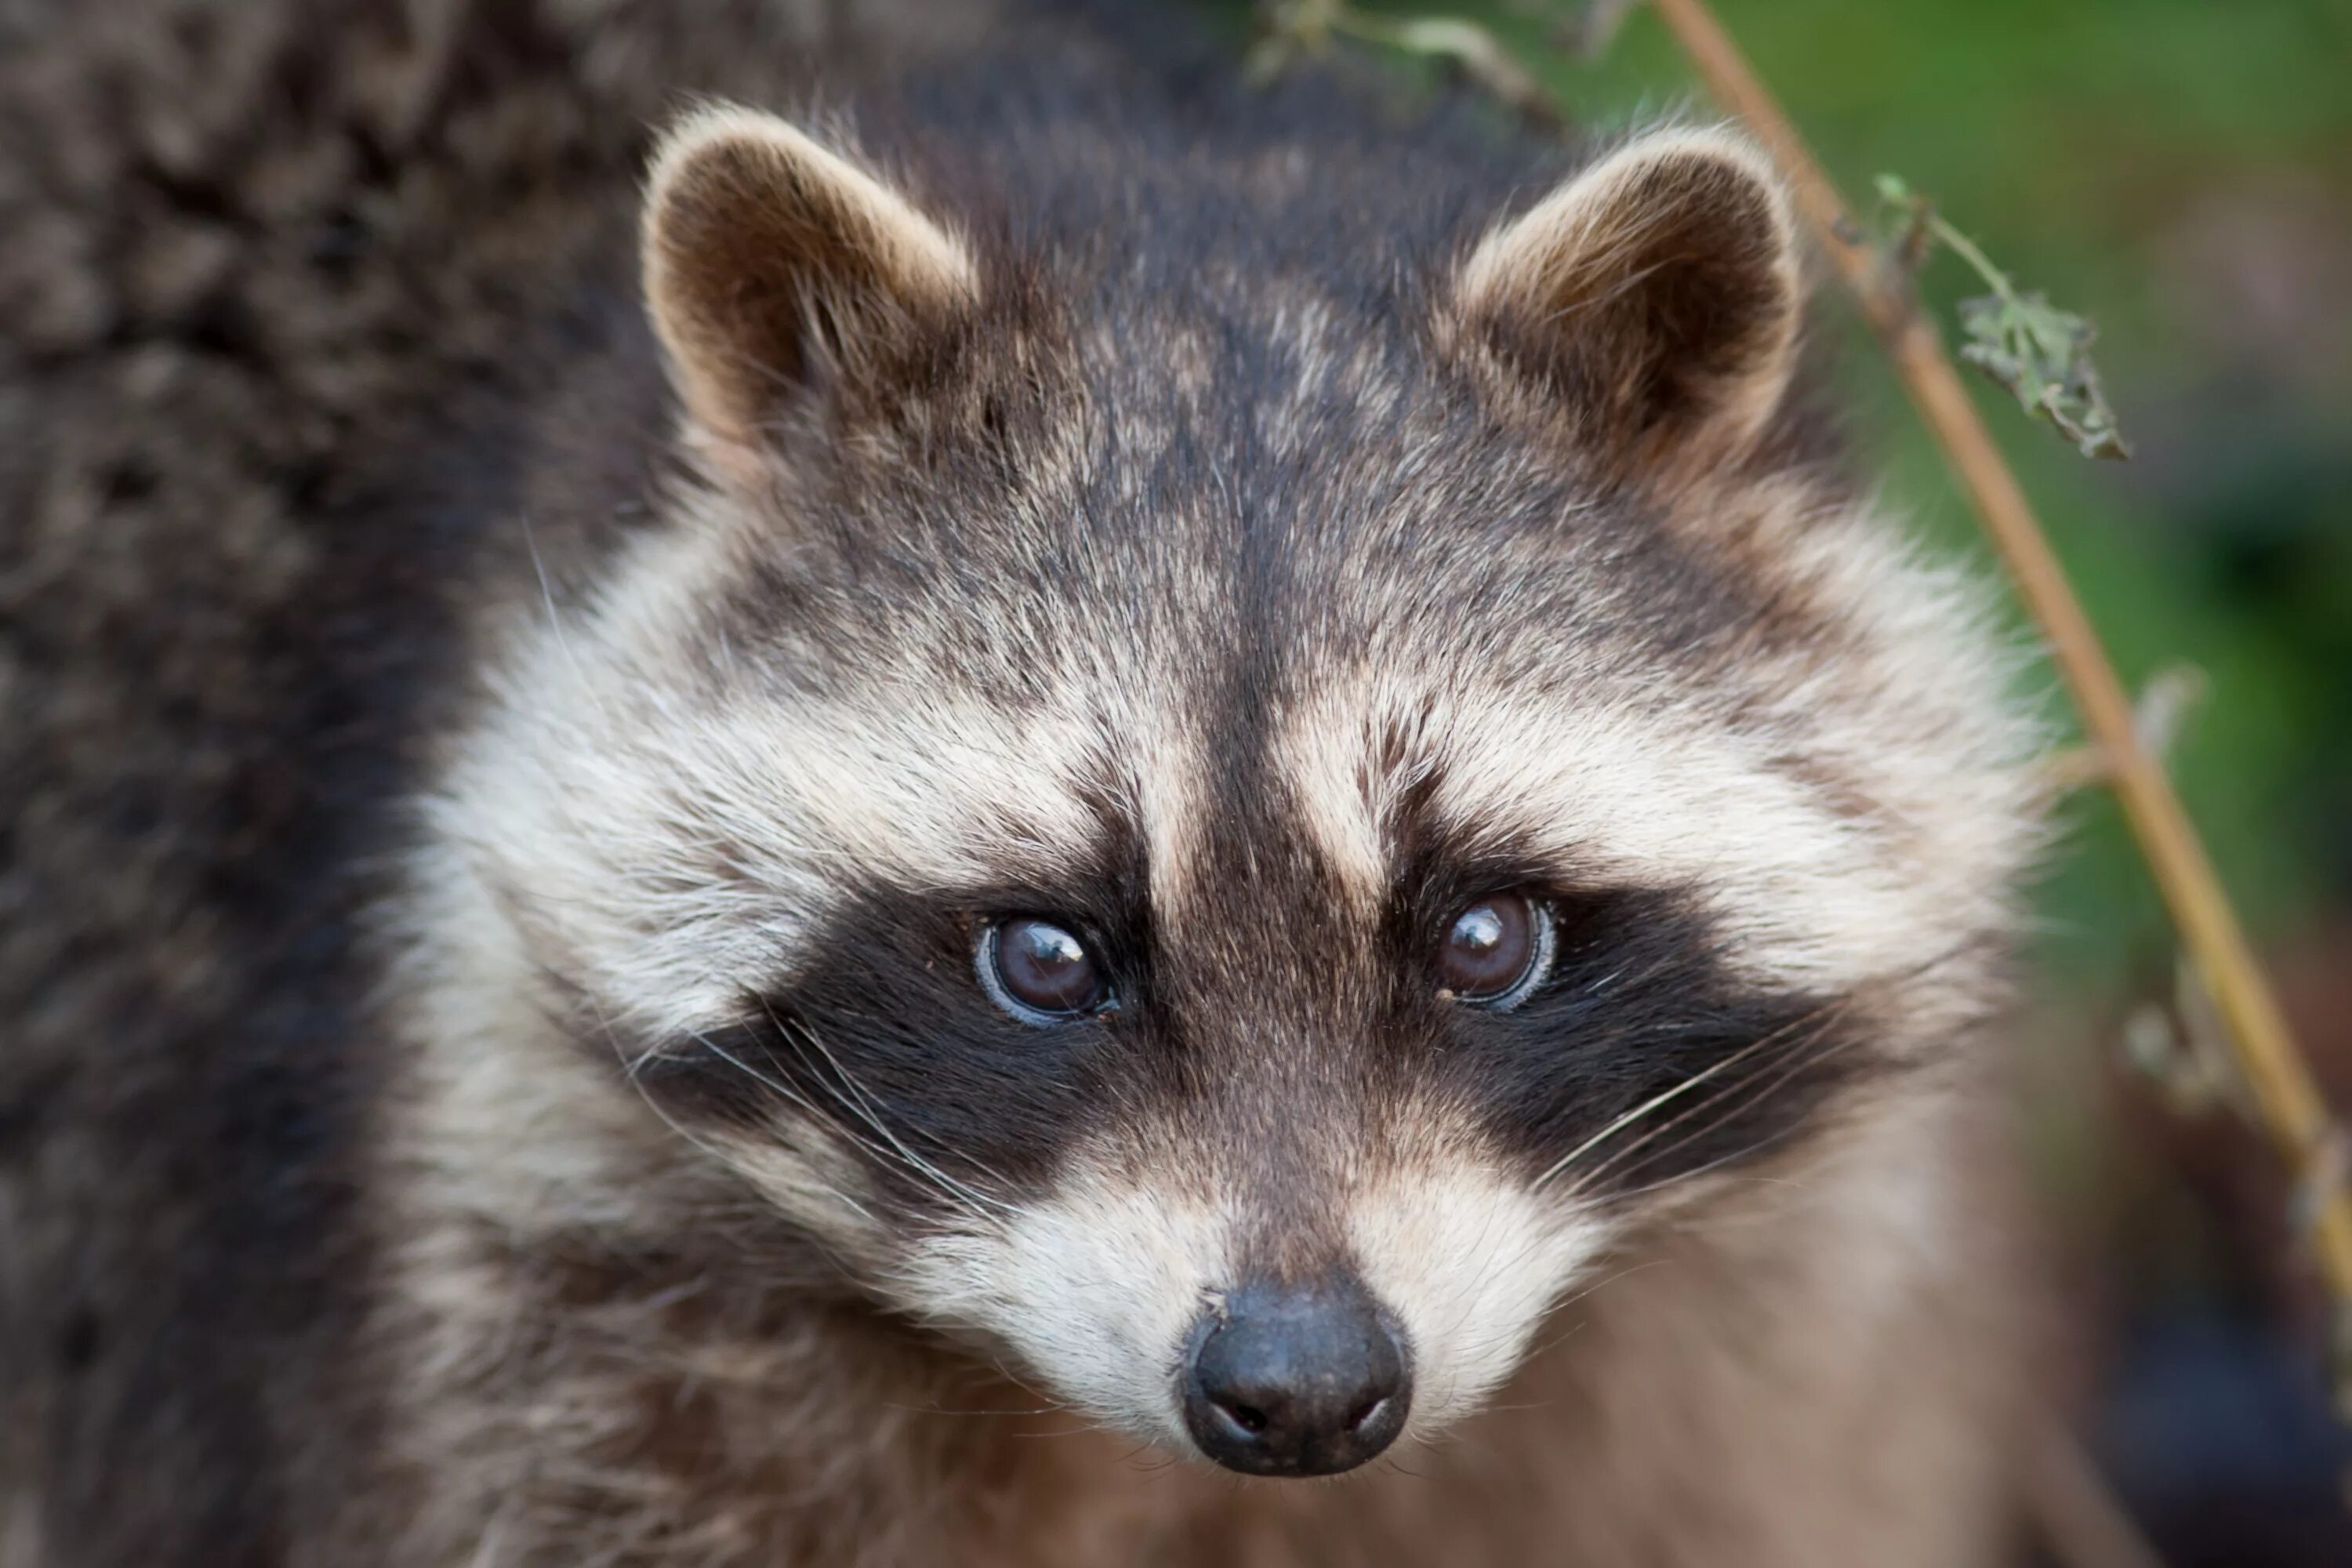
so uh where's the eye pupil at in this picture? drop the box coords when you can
[1439,893,1548,1006]
[985,917,1108,1020]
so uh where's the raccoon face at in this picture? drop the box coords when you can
[416,107,2039,1476]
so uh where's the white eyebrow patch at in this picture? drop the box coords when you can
[1273,667,1977,995]
[426,516,1148,1042]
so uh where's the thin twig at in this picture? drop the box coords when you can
[1646,0,2352,1391]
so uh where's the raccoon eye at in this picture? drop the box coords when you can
[1438,893,1555,1010]
[977,917,1111,1024]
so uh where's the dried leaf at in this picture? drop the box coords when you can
[1870,172,2132,462]
[1956,291,2131,461]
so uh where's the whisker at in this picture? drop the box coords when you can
[1532,996,1848,1191]
[575,992,887,1232]
[1538,938,1986,1199]
[1562,1011,1850,1198]
[760,1004,1018,1221]
[883,1399,1076,1418]
[1531,1040,1761,1191]
[789,1011,1023,1195]
[677,1029,918,1227]
[1598,1019,1877,1201]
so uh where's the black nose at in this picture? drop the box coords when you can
[1181,1275,1411,1477]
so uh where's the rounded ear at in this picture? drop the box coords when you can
[641,104,978,472]
[1453,127,1801,474]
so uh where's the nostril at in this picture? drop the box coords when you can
[1347,1396,1387,1432]
[1220,1399,1269,1434]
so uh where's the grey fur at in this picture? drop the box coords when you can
[2,2,2048,1563]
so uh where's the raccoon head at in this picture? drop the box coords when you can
[414,104,2040,1478]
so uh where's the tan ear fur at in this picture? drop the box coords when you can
[1455,127,1801,474]
[641,104,977,472]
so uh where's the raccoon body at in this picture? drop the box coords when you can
[2,2,2045,1564]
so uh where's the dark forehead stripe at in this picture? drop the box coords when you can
[695,114,1850,721]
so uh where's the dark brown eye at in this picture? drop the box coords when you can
[978,917,1110,1024]
[1439,893,1554,1008]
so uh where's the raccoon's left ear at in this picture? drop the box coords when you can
[641,104,979,477]
[1453,127,1800,475]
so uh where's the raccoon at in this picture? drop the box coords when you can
[1,1,2047,1564]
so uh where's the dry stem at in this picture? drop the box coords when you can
[1644,0,2352,1354]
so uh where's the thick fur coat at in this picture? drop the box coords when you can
[2,2,2044,1563]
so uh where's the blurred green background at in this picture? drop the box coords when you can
[1196,3,2352,1560]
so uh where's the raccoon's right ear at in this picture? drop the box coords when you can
[1451,127,1801,479]
[641,105,978,476]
